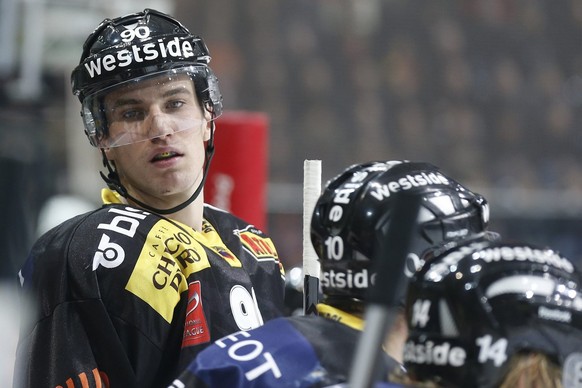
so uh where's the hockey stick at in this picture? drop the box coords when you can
[302,159,322,315]
[348,191,421,388]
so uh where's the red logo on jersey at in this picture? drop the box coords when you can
[182,281,211,347]
[239,229,278,260]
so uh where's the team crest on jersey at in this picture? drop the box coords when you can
[182,281,211,347]
[199,220,242,267]
[212,245,238,263]
[237,226,279,262]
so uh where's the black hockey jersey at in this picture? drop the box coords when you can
[14,199,285,388]
[169,304,402,387]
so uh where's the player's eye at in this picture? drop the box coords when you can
[166,99,186,110]
[117,108,145,121]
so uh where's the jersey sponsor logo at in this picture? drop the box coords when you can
[176,318,321,386]
[92,207,149,270]
[212,331,282,381]
[83,25,201,79]
[237,226,279,262]
[479,246,574,273]
[321,268,370,289]
[182,281,211,347]
[126,219,210,323]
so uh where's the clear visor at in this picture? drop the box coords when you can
[82,67,211,148]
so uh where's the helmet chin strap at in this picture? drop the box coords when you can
[100,121,216,215]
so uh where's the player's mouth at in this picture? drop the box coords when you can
[151,151,182,162]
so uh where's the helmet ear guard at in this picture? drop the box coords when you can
[419,193,488,246]
[192,65,223,118]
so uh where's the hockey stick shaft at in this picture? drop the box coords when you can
[348,192,421,388]
[302,159,322,315]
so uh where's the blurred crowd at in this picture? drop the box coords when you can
[176,0,582,267]
[2,0,582,274]
[173,0,582,190]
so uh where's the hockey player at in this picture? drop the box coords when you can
[168,160,495,387]
[13,9,285,388]
[395,238,582,387]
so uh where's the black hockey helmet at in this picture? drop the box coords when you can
[71,8,223,147]
[310,160,492,308]
[403,238,582,388]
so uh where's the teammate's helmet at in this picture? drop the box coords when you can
[403,238,582,388]
[310,160,492,308]
[71,8,223,147]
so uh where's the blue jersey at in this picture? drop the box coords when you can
[169,310,402,387]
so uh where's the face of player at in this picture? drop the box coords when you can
[102,73,212,209]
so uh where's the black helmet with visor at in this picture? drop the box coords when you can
[71,8,223,148]
[71,9,223,215]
